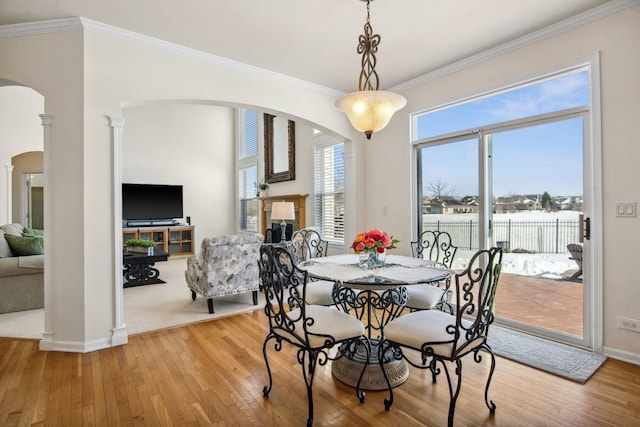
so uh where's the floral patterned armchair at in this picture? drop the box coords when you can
[185,233,264,313]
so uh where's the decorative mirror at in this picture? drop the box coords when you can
[264,113,295,183]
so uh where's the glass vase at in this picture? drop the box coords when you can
[358,249,386,269]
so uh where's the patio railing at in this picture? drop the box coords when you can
[422,218,581,254]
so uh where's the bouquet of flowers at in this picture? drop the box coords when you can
[351,228,399,254]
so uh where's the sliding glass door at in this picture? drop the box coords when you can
[489,116,586,342]
[417,113,589,346]
[413,66,595,348]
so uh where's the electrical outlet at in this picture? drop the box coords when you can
[617,316,640,332]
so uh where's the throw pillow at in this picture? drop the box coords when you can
[0,230,12,258]
[22,227,44,237]
[5,234,44,256]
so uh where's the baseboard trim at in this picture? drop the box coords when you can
[603,346,640,366]
[38,337,113,353]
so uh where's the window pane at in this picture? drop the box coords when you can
[314,143,345,243]
[419,138,479,250]
[415,70,589,140]
[239,165,258,231]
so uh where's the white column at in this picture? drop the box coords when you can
[5,165,13,224]
[39,114,54,350]
[109,116,128,347]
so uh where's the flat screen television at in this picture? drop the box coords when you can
[122,183,183,222]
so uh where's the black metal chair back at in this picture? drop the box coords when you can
[290,228,329,263]
[411,230,457,268]
[259,245,332,347]
[450,247,503,356]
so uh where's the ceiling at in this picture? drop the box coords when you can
[0,0,613,93]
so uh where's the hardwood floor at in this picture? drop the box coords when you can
[1,310,640,426]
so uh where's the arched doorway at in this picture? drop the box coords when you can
[0,83,45,338]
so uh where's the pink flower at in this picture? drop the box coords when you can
[351,228,399,253]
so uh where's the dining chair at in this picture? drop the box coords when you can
[258,245,370,427]
[406,230,458,313]
[264,228,274,243]
[289,228,335,306]
[378,247,503,427]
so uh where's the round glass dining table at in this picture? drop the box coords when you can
[299,253,453,390]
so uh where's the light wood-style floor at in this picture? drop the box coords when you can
[2,309,640,426]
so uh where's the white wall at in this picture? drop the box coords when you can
[122,104,319,242]
[122,103,235,241]
[0,86,44,225]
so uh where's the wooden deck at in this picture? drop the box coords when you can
[493,273,583,337]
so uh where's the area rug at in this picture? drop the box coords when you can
[487,325,606,383]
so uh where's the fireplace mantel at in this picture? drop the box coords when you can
[259,193,309,236]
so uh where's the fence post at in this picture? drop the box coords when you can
[469,219,473,250]
[508,219,511,249]
[555,218,559,254]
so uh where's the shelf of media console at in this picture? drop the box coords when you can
[122,221,194,256]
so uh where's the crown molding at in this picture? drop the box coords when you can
[390,0,640,93]
[0,16,343,98]
[0,16,83,37]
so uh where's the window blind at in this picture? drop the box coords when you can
[238,109,258,159]
[314,142,345,244]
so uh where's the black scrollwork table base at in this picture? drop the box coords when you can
[299,254,452,390]
[123,248,169,288]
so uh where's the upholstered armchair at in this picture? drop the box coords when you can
[185,233,264,313]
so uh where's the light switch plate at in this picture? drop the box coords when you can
[616,202,636,217]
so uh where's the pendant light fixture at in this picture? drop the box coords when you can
[335,0,407,140]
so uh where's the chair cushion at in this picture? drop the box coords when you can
[384,310,482,358]
[405,284,445,310]
[281,305,365,348]
[305,280,336,306]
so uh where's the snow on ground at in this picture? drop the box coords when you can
[427,210,583,279]
[453,249,577,279]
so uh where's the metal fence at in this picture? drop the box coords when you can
[423,218,581,254]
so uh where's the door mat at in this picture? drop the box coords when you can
[487,325,606,383]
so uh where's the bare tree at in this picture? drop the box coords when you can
[427,179,456,199]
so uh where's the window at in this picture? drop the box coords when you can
[238,109,258,232]
[414,70,589,140]
[314,140,344,244]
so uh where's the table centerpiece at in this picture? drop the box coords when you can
[351,228,399,269]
